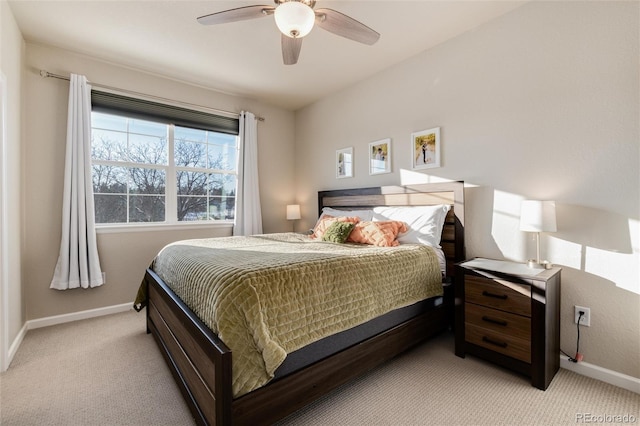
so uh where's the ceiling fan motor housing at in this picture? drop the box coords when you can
[274,0,316,7]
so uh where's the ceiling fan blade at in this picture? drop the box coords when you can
[282,35,303,65]
[197,5,275,26]
[315,8,380,45]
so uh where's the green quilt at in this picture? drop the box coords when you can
[149,233,442,397]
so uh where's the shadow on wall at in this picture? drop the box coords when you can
[463,185,503,260]
[557,204,633,254]
[552,204,638,295]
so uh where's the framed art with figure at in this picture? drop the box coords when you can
[412,127,440,170]
[336,147,353,179]
[368,139,391,175]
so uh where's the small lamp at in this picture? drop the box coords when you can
[520,200,557,268]
[286,204,301,232]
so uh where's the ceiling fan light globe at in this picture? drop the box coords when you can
[274,1,315,38]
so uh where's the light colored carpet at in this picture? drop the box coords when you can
[1,310,638,425]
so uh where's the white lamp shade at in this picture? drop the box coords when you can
[286,204,301,220]
[274,1,315,38]
[520,200,557,233]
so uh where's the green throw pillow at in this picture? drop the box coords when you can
[322,221,356,243]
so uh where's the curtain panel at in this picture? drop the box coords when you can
[50,74,104,290]
[233,111,263,236]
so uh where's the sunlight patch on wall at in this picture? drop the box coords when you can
[547,237,582,270]
[584,245,639,295]
[399,169,452,185]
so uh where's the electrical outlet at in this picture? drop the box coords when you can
[574,306,590,327]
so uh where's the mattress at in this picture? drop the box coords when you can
[150,232,443,397]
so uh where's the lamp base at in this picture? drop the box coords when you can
[527,259,553,269]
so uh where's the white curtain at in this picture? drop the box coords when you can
[233,111,263,236]
[50,74,104,290]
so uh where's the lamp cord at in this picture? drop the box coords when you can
[562,312,584,363]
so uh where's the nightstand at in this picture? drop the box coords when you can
[454,258,561,390]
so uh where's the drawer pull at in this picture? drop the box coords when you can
[482,336,508,348]
[482,290,508,300]
[482,316,508,327]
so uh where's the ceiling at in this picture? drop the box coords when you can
[9,0,525,110]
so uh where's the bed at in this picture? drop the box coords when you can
[141,181,465,425]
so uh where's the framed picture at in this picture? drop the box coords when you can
[368,138,391,175]
[336,147,353,179]
[411,127,441,170]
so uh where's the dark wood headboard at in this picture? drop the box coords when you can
[318,181,465,277]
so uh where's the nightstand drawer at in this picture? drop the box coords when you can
[465,303,531,340]
[465,275,531,317]
[465,323,531,363]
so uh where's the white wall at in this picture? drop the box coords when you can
[295,1,639,378]
[22,43,296,320]
[0,0,25,367]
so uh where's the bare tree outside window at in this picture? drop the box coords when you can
[175,126,236,221]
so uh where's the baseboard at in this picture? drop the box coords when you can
[26,302,133,330]
[560,355,640,394]
[6,322,27,371]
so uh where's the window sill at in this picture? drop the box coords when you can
[96,221,234,234]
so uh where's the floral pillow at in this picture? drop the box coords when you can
[347,221,408,247]
[311,215,360,239]
[321,221,356,243]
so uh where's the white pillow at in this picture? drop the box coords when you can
[319,207,374,222]
[372,205,451,248]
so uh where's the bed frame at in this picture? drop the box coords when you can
[144,181,465,425]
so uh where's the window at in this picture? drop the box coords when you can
[90,91,239,225]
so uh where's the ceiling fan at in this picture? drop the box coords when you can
[197,0,380,65]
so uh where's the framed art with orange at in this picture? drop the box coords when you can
[411,127,440,170]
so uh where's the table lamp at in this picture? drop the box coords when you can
[520,200,557,268]
[286,204,301,232]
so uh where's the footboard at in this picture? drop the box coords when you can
[145,268,232,425]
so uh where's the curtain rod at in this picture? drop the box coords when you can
[39,70,265,122]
